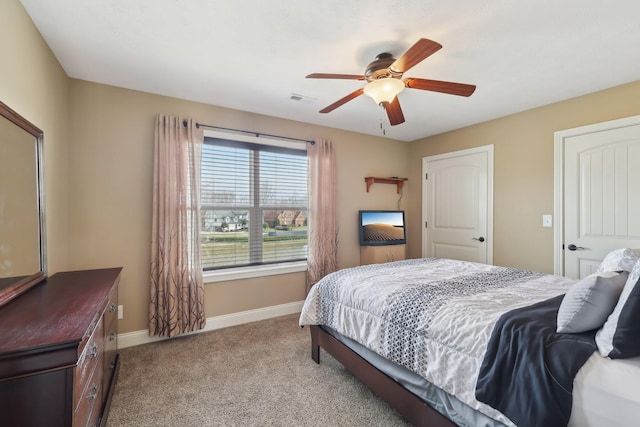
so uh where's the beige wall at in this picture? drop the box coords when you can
[0,0,71,274]
[407,80,640,273]
[67,80,409,333]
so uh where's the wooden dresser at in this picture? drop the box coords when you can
[0,268,122,427]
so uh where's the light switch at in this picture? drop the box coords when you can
[542,215,553,228]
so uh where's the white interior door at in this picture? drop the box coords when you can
[422,146,493,264]
[557,116,640,278]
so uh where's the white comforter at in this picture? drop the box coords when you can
[299,258,575,426]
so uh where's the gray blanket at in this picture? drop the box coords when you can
[476,294,597,427]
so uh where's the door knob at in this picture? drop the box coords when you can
[472,237,485,242]
[567,244,586,251]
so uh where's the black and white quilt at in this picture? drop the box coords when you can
[299,258,577,426]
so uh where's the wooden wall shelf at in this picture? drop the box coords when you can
[364,176,408,194]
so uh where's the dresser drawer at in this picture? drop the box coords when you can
[103,319,118,391]
[103,287,118,333]
[104,296,118,332]
[73,370,103,427]
[104,326,117,369]
[74,320,104,411]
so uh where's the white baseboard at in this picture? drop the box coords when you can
[118,300,305,349]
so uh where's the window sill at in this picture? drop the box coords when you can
[203,261,308,283]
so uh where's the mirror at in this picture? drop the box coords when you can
[0,100,46,307]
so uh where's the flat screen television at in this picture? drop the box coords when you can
[358,210,406,246]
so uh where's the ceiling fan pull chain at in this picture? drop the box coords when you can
[380,105,386,135]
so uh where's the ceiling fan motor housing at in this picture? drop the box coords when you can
[365,53,401,81]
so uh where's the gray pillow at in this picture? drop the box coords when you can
[557,271,629,334]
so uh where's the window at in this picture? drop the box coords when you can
[200,135,308,271]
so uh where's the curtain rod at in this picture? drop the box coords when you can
[183,120,315,145]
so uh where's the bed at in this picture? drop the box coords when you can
[299,256,640,427]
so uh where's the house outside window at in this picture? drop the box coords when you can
[200,133,308,273]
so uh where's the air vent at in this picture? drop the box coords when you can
[289,93,316,103]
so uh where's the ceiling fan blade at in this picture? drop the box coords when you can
[319,88,365,113]
[385,97,405,126]
[404,78,476,97]
[306,73,366,80]
[390,39,442,74]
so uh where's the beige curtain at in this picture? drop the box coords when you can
[306,138,338,293]
[149,115,205,337]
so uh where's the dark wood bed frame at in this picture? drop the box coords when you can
[310,325,456,427]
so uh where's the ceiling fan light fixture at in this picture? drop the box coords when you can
[363,78,405,105]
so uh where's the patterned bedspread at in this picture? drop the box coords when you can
[299,258,576,426]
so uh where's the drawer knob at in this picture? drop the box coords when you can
[87,384,98,401]
[88,343,98,358]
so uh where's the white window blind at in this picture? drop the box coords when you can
[200,137,308,270]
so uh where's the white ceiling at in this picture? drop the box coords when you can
[19,0,640,142]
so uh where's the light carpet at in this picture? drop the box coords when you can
[106,314,409,427]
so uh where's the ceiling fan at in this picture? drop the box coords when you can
[306,38,476,126]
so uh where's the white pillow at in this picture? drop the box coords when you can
[596,258,640,358]
[596,248,640,273]
[557,271,628,333]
